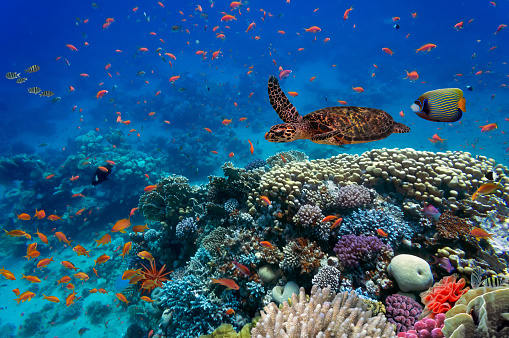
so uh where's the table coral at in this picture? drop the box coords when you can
[420,274,469,317]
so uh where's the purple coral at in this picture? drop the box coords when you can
[397,313,445,338]
[176,217,197,238]
[333,234,389,268]
[336,184,372,209]
[385,294,423,333]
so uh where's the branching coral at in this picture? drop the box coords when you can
[336,184,373,209]
[334,234,391,269]
[312,265,342,291]
[292,204,323,227]
[420,274,469,317]
[279,237,324,274]
[251,285,397,337]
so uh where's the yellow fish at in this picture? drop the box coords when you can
[411,88,466,122]
[472,182,502,201]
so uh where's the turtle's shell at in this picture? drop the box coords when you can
[304,106,397,144]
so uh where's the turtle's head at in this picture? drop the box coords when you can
[265,123,301,143]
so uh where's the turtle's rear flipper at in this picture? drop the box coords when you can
[393,123,411,133]
[311,130,346,145]
[268,75,302,123]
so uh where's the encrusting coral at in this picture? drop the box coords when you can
[251,285,397,338]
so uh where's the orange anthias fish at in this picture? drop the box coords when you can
[330,217,343,230]
[141,296,154,303]
[429,133,446,144]
[259,241,273,249]
[469,227,494,241]
[322,215,338,223]
[352,87,364,93]
[382,47,394,55]
[55,232,72,246]
[120,242,132,259]
[479,123,498,132]
[472,182,502,200]
[415,43,437,53]
[94,254,111,266]
[137,251,154,261]
[404,70,419,81]
[4,229,30,239]
[34,209,46,219]
[22,274,41,283]
[1,267,16,280]
[61,261,79,271]
[260,196,271,205]
[111,217,131,233]
[232,260,250,276]
[94,233,111,247]
[43,294,61,303]
[132,224,149,233]
[343,7,353,20]
[37,256,54,268]
[17,213,31,220]
[212,278,240,290]
[15,291,36,304]
[72,245,91,257]
[122,268,142,280]
[222,119,232,125]
[74,272,89,281]
[66,290,77,307]
[377,229,388,237]
[47,214,62,221]
[57,276,71,284]
[116,293,130,304]
[248,139,254,154]
[144,185,157,192]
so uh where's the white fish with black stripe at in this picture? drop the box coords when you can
[6,72,20,79]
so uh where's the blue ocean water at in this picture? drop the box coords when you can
[0,0,508,337]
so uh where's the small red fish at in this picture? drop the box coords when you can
[376,229,388,237]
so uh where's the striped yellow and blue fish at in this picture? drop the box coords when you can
[411,88,466,122]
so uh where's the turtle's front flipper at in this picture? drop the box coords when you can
[268,75,302,123]
[310,130,346,145]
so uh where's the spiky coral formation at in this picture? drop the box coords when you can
[251,285,397,338]
[420,274,469,317]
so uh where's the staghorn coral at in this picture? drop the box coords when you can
[279,237,324,274]
[435,211,471,241]
[336,184,373,209]
[441,286,509,338]
[251,285,397,338]
[420,274,469,317]
[384,294,423,333]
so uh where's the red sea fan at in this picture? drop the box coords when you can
[420,274,469,316]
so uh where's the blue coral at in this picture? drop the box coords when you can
[244,159,267,171]
[159,274,240,337]
[338,203,417,247]
[246,281,265,299]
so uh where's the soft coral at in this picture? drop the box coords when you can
[420,274,468,316]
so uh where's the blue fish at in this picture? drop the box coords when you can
[411,88,466,122]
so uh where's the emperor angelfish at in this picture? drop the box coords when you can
[411,88,466,122]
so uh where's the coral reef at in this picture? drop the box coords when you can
[334,234,391,268]
[442,286,509,338]
[420,274,469,317]
[251,285,397,337]
[397,313,445,338]
[336,184,373,209]
[384,294,423,333]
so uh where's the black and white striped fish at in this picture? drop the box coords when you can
[6,72,20,79]
[24,65,40,73]
[16,77,28,84]
[39,90,55,97]
[28,87,41,94]
[481,276,505,288]
[471,266,484,289]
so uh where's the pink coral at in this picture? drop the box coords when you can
[419,274,468,316]
[397,313,445,338]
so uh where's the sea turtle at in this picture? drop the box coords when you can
[265,76,410,145]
